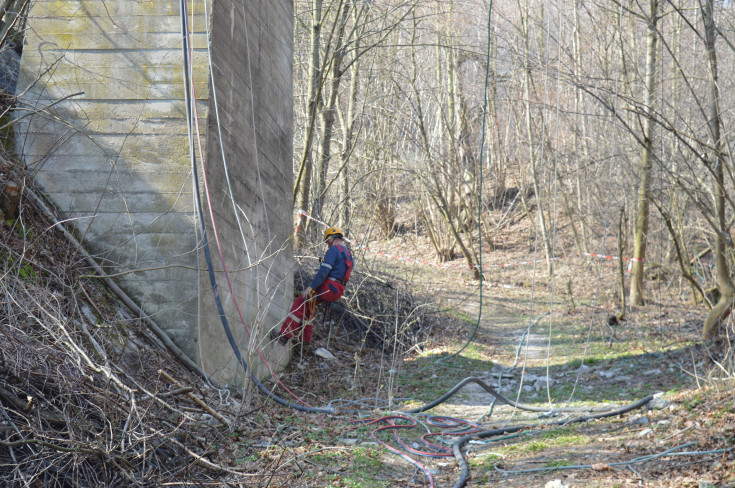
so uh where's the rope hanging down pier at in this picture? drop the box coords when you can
[178,0,332,413]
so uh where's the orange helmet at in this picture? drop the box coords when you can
[324,227,343,241]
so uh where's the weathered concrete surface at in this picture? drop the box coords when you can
[15,0,294,385]
[198,0,295,385]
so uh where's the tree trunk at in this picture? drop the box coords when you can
[520,0,552,275]
[701,0,734,340]
[313,1,351,225]
[629,0,658,306]
[337,45,359,234]
[294,0,323,250]
[618,207,627,321]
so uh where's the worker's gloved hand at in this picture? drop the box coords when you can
[301,286,313,299]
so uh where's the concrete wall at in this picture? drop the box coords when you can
[15,0,294,385]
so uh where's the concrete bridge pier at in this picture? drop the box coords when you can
[14,0,295,386]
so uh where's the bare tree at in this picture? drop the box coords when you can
[700,0,733,340]
[630,0,659,305]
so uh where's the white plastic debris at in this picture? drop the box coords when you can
[314,347,336,360]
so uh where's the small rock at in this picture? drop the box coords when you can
[637,428,653,437]
[522,385,533,392]
[544,480,569,488]
[533,376,555,390]
[538,410,559,418]
[598,369,618,379]
[629,415,650,424]
[198,414,218,426]
[81,305,98,326]
[643,369,662,376]
[339,438,359,445]
[649,397,672,410]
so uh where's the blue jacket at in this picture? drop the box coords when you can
[309,244,353,289]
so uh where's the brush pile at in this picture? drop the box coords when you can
[0,154,442,485]
[294,261,439,350]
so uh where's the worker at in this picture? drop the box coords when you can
[271,227,354,346]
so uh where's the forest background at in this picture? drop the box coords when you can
[2,0,735,486]
[291,0,735,340]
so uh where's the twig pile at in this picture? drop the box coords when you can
[295,263,438,350]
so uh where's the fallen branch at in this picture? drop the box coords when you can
[0,438,103,456]
[158,370,230,427]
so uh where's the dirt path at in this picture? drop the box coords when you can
[269,264,730,488]
[412,281,730,488]
[429,287,558,419]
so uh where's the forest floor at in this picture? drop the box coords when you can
[230,232,735,488]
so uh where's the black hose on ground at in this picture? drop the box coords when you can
[182,2,652,421]
[407,376,629,414]
[450,393,654,488]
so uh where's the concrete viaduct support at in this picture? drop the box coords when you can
[14,0,294,385]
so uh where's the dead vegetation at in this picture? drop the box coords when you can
[0,162,257,486]
[2,159,735,487]
[295,263,439,350]
[3,167,735,487]
[0,157,450,486]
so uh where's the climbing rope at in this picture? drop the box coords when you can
[179,6,663,488]
[201,0,257,352]
[438,0,494,364]
[347,380,654,488]
[494,442,730,475]
[451,394,654,488]
[179,0,331,413]
[350,414,482,488]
